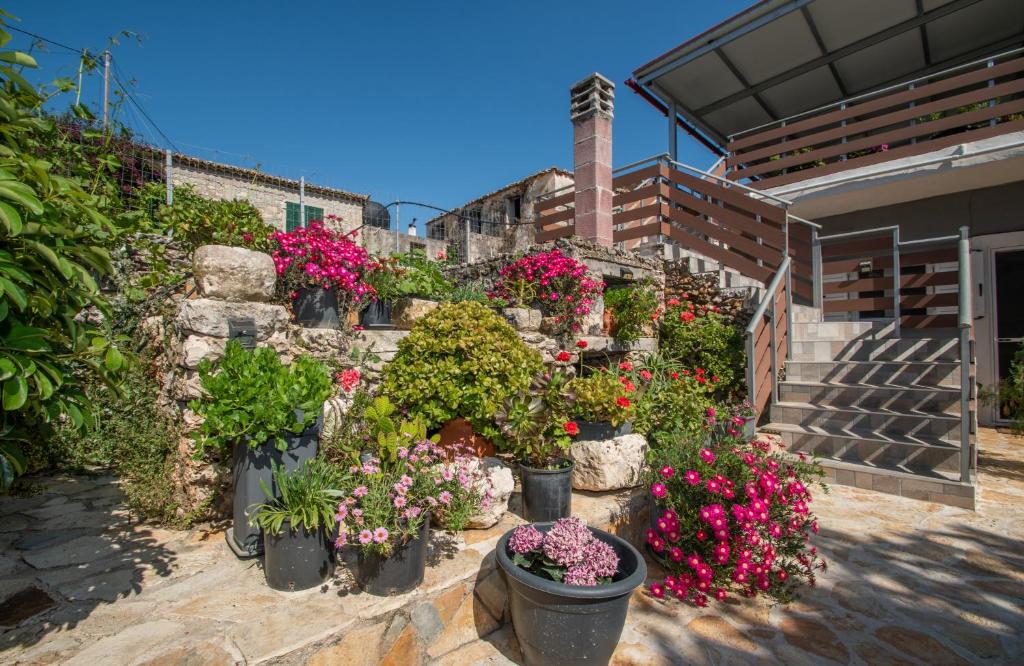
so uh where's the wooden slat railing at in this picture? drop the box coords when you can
[745,256,791,417]
[725,49,1024,189]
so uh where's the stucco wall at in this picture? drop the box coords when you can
[171,161,364,233]
[360,225,448,258]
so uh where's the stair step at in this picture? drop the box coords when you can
[785,360,960,387]
[778,381,962,415]
[771,401,960,439]
[765,421,963,474]
[791,321,890,342]
[790,337,959,363]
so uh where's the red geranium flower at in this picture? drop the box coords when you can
[576,340,588,349]
[616,396,631,408]
[563,421,579,436]
[556,350,572,363]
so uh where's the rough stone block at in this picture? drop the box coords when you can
[501,307,542,332]
[175,299,289,340]
[178,335,226,369]
[392,298,441,330]
[466,458,515,530]
[571,433,647,491]
[193,245,276,302]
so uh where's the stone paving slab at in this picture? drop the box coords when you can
[0,429,1022,664]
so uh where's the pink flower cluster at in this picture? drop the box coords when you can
[492,249,604,333]
[508,517,620,587]
[270,221,374,298]
[646,411,825,607]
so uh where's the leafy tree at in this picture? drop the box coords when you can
[0,20,126,489]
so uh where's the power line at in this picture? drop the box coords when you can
[109,57,178,152]
[7,25,85,55]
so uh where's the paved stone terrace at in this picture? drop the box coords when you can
[1,428,1022,665]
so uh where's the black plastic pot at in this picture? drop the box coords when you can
[359,300,393,328]
[497,523,647,666]
[574,420,632,441]
[355,514,430,596]
[263,520,335,591]
[294,285,341,329]
[229,415,320,557]
[519,460,573,523]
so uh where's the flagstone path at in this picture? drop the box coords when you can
[0,428,1021,665]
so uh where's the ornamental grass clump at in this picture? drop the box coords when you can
[645,414,827,607]
[507,517,620,587]
[492,249,604,334]
[334,439,482,556]
[270,220,375,307]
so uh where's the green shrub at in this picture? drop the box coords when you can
[568,370,634,426]
[190,342,334,456]
[622,352,718,445]
[495,367,575,467]
[382,301,543,439]
[603,279,660,344]
[660,307,745,399]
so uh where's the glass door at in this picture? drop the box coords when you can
[994,249,1024,421]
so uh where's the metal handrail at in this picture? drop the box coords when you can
[745,256,792,412]
[818,225,899,241]
[957,225,973,481]
[729,46,1024,140]
[665,158,793,206]
[747,255,793,336]
[788,214,822,230]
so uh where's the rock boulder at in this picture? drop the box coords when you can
[571,433,648,491]
[193,245,276,302]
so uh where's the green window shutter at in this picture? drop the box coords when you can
[285,202,300,231]
[305,205,324,225]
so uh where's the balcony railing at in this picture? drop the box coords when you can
[725,48,1024,190]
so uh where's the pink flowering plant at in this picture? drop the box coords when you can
[492,249,604,334]
[270,219,375,308]
[644,413,827,607]
[334,438,482,556]
[507,517,620,587]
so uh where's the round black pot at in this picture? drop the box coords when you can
[294,285,341,329]
[263,520,335,591]
[355,514,430,596]
[519,460,573,523]
[574,420,632,441]
[359,300,393,328]
[497,523,647,666]
[229,415,320,557]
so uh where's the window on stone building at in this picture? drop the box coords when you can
[285,202,324,231]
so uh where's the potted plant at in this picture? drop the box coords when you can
[567,369,635,440]
[493,249,604,335]
[335,436,481,596]
[190,341,335,557]
[271,222,375,329]
[390,250,453,328]
[495,367,577,522]
[360,256,402,328]
[496,517,647,666]
[618,352,717,444]
[603,279,660,343]
[249,459,345,591]
[382,301,544,454]
[643,416,827,608]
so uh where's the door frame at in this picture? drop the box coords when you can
[972,230,1024,426]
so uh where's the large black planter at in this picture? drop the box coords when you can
[519,460,573,523]
[574,420,632,441]
[355,514,430,596]
[359,300,393,328]
[228,416,320,558]
[294,285,341,329]
[263,520,335,591]
[497,523,647,666]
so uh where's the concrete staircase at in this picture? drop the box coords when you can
[765,320,976,508]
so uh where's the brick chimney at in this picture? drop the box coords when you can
[571,73,615,247]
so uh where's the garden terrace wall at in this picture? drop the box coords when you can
[664,261,754,330]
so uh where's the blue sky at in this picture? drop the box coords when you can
[8,1,751,233]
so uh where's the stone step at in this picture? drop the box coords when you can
[767,421,964,475]
[770,401,962,440]
[790,337,959,363]
[784,360,961,387]
[791,321,889,342]
[791,304,822,323]
[778,381,962,415]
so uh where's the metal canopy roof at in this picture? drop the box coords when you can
[633,0,1024,147]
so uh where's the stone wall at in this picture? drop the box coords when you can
[360,225,448,258]
[664,260,754,328]
[171,160,365,232]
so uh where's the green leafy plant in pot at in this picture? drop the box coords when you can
[602,278,660,343]
[567,369,636,441]
[495,367,578,522]
[190,341,334,556]
[249,459,345,591]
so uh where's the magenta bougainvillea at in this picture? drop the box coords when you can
[645,412,826,607]
[270,219,375,305]
[492,249,603,334]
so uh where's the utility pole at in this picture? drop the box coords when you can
[299,176,306,228]
[102,50,110,131]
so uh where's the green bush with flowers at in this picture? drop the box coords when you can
[494,366,577,468]
[660,296,745,399]
[381,301,543,439]
[603,279,661,344]
[568,370,635,427]
[617,352,717,442]
[644,407,826,607]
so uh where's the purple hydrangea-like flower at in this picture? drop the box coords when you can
[542,517,592,567]
[508,524,544,554]
[582,538,619,578]
[562,564,598,586]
